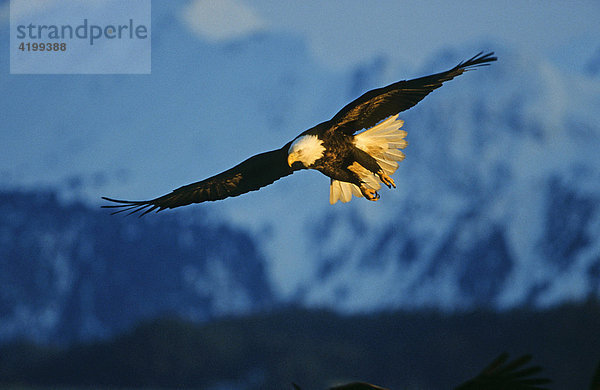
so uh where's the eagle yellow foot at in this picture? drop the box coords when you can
[378,170,396,189]
[361,187,380,201]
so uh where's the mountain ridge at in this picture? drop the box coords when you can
[0,190,274,344]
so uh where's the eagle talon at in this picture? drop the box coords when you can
[361,187,379,201]
[378,171,396,189]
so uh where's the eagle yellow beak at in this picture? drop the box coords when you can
[287,153,296,167]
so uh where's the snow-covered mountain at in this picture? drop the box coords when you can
[298,49,600,312]
[0,191,273,344]
[1,1,600,342]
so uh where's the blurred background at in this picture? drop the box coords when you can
[1,1,600,389]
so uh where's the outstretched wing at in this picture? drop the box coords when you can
[102,144,295,216]
[454,353,551,390]
[328,51,497,135]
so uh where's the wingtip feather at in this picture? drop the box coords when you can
[458,51,497,71]
[101,196,159,217]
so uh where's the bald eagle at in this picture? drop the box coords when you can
[103,52,496,216]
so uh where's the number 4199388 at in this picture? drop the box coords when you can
[18,42,67,52]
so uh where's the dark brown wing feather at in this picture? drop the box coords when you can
[328,51,497,135]
[454,353,551,390]
[102,144,294,216]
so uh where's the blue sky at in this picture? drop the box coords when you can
[176,0,600,69]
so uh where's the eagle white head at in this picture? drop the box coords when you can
[287,135,325,168]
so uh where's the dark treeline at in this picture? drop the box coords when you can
[1,301,599,390]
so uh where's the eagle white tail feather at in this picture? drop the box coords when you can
[329,179,362,203]
[329,114,407,204]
